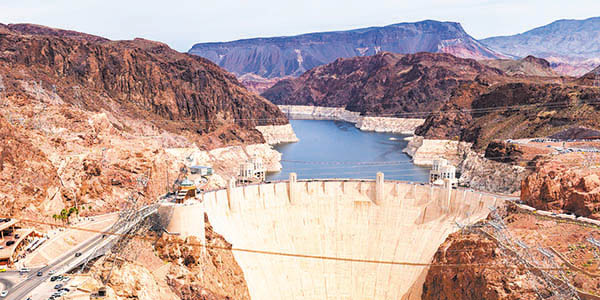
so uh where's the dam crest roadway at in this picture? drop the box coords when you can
[159,173,505,300]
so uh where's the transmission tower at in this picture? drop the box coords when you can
[82,171,153,286]
[483,209,580,299]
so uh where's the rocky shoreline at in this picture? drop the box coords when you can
[165,143,282,189]
[255,124,299,145]
[403,136,526,194]
[278,105,425,134]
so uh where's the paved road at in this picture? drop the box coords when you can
[6,205,157,300]
[6,233,105,300]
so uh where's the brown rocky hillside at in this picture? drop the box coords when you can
[0,23,287,144]
[480,55,557,77]
[262,52,506,116]
[423,210,600,299]
[0,23,287,219]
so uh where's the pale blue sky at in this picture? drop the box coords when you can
[0,0,598,52]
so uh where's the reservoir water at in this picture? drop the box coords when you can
[267,120,430,182]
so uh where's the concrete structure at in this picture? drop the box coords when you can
[190,165,213,176]
[0,219,36,266]
[175,179,197,204]
[429,158,458,187]
[159,173,502,300]
[237,156,266,184]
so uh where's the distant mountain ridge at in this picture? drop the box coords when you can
[189,20,505,78]
[481,17,600,76]
[261,52,507,116]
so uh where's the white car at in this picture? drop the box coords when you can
[0,290,8,297]
[48,270,56,275]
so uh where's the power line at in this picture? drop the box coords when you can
[7,97,585,124]
[0,214,572,271]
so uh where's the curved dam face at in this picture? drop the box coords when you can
[160,176,503,299]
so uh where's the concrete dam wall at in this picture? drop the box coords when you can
[159,174,504,300]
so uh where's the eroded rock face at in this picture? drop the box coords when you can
[521,159,600,218]
[484,141,524,163]
[263,52,504,116]
[458,147,527,194]
[0,23,287,145]
[155,215,251,300]
[480,55,557,77]
[0,116,61,216]
[422,231,542,300]
[415,103,473,139]
[0,23,289,219]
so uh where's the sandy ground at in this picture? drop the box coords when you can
[22,213,118,268]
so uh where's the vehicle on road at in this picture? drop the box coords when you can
[0,268,6,272]
[37,271,43,276]
[0,290,7,297]
[75,252,82,257]
[19,267,30,273]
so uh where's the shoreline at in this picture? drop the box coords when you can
[278,105,425,134]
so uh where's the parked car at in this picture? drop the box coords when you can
[5,241,14,246]
[54,284,63,290]
[0,268,6,273]
[48,270,56,275]
[0,290,7,297]
[18,267,30,273]
[50,276,59,282]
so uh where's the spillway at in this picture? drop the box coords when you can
[159,174,503,300]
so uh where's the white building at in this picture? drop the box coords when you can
[237,156,266,184]
[429,159,458,187]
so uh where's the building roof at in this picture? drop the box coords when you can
[190,165,212,169]
[180,179,195,186]
[0,219,17,232]
[0,228,34,261]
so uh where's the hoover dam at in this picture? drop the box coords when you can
[159,173,504,300]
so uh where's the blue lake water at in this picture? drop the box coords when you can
[266,120,430,182]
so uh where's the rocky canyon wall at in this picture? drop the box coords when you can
[404,136,526,194]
